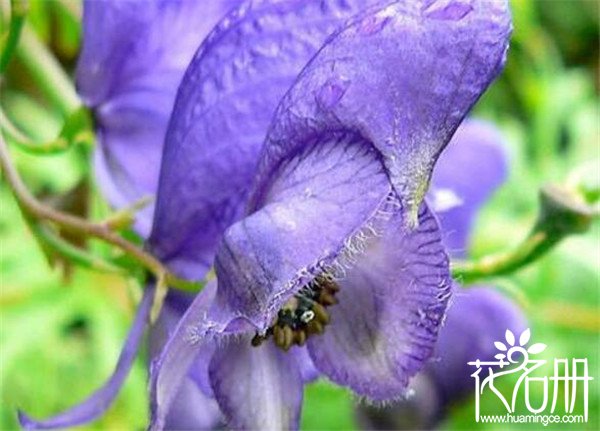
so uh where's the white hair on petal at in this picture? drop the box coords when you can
[266,188,405,321]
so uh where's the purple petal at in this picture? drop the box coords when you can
[162,378,222,431]
[431,286,527,401]
[428,120,509,256]
[92,92,173,236]
[150,282,225,430]
[149,290,196,358]
[18,285,154,430]
[149,285,316,430]
[307,204,451,401]
[78,0,240,235]
[250,0,512,222]
[355,287,527,429]
[291,345,320,383]
[214,132,390,330]
[209,338,303,430]
[148,0,387,278]
[149,289,217,401]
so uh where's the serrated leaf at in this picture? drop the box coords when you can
[505,329,515,346]
[528,343,547,354]
[519,328,531,346]
[494,341,507,351]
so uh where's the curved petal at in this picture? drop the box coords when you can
[150,282,315,430]
[431,286,527,401]
[18,285,154,430]
[149,289,196,359]
[214,132,390,329]
[209,337,303,430]
[148,0,387,278]
[428,120,509,256]
[149,281,226,431]
[250,0,512,223]
[78,0,240,235]
[92,91,174,237]
[77,0,238,105]
[150,290,221,430]
[353,287,527,430]
[307,204,452,401]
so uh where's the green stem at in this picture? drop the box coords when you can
[14,25,80,116]
[534,301,600,332]
[452,184,596,284]
[0,133,203,294]
[55,0,81,19]
[452,230,558,283]
[30,223,126,274]
[0,0,28,73]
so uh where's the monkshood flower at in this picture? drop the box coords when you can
[147,1,511,429]
[19,0,512,430]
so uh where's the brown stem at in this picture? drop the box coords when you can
[0,133,200,293]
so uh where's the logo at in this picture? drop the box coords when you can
[468,328,593,427]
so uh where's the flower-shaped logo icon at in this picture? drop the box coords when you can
[493,328,546,362]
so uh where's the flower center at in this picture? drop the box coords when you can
[251,276,340,351]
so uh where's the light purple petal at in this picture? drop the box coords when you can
[149,290,196,359]
[149,290,220,424]
[187,343,218,399]
[431,286,527,401]
[78,0,240,235]
[250,0,512,222]
[428,120,509,256]
[148,0,387,278]
[307,204,451,401]
[150,283,315,430]
[291,345,320,383]
[162,378,222,431]
[149,281,226,431]
[18,285,154,430]
[355,287,527,429]
[93,92,174,236]
[214,132,390,330]
[209,337,303,430]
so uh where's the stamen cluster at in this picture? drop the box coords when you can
[251,277,340,351]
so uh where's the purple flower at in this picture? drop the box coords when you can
[19,0,512,430]
[148,1,511,430]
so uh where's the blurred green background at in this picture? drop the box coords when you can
[0,0,598,430]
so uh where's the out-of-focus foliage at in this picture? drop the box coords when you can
[0,0,598,430]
